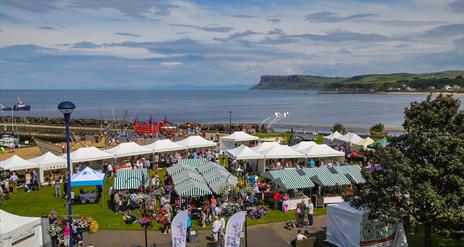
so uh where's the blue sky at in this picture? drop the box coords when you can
[0,0,463,89]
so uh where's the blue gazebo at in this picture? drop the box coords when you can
[71,167,105,204]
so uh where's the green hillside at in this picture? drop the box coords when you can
[250,70,464,92]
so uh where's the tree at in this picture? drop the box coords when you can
[331,123,347,134]
[370,123,385,136]
[348,94,464,247]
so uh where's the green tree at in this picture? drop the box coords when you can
[370,123,385,136]
[348,94,464,247]
[331,123,347,134]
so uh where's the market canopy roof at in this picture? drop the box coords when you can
[66,147,115,163]
[105,142,153,158]
[177,158,208,168]
[71,167,105,187]
[298,144,345,158]
[144,139,185,153]
[29,152,67,170]
[291,141,316,152]
[113,168,148,190]
[334,165,365,184]
[263,169,315,190]
[166,164,196,176]
[220,131,259,142]
[251,142,280,153]
[176,136,216,149]
[334,133,364,145]
[353,137,375,148]
[0,155,39,171]
[171,170,205,185]
[323,131,343,142]
[225,145,264,160]
[174,179,212,196]
[0,209,41,240]
[301,167,351,186]
[258,144,305,159]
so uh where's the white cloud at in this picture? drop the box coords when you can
[161,61,183,66]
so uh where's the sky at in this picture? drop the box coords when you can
[0,0,463,89]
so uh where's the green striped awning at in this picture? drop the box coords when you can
[174,180,212,196]
[263,169,315,190]
[196,162,217,174]
[302,167,351,186]
[166,164,195,176]
[178,158,208,168]
[113,168,149,190]
[171,170,205,185]
[335,165,366,184]
[208,177,238,193]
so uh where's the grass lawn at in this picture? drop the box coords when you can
[255,132,293,144]
[407,230,464,247]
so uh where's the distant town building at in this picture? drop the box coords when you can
[452,85,461,89]
[443,85,452,90]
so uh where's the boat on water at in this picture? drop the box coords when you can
[12,98,31,111]
[0,104,12,111]
[0,133,19,148]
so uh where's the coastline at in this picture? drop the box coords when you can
[318,90,464,96]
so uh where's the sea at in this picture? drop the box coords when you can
[1,90,463,134]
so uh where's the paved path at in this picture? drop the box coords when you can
[85,215,327,247]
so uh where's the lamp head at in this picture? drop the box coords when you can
[57,101,76,115]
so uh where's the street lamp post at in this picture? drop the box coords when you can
[125,172,148,247]
[57,101,76,247]
[229,111,232,134]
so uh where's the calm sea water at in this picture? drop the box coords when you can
[1,90,462,132]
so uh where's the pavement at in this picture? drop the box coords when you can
[84,215,327,247]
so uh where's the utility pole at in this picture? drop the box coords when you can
[229,111,232,134]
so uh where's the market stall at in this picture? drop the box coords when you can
[0,210,43,247]
[225,145,264,160]
[0,155,39,172]
[219,131,259,151]
[105,142,153,158]
[333,133,364,146]
[323,131,343,144]
[143,139,185,153]
[263,169,315,210]
[327,203,407,247]
[71,167,105,204]
[66,146,115,165]
[352,137,375,151]
[29,152,67,184]
[297,144,345,161]
[113,168,149,190]
[176,135,216,149]
[253,143,305,174]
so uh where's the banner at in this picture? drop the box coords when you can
[361,221,408,247]
[225,211,246,247]
[171,210,188,247]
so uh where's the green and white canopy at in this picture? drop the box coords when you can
[171,170,205,185]
[113,168,148,190]
[334,165,365,184]
[178,158,208,168]
[302,167,351,186]
[174,180,212,196]
[166,164,196,176]
[263,169,315,190]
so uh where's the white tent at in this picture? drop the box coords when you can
[0,210,43,247]
[323,131,343,144]
[105,142,153,158]
[144,139,185,153]
[353,137,375,150]
[29,152,67,183]
[299,144,345,158]
[66,147,115,163]
[221,131,259,142]
[0,155,39,171]
[225,145,264,160]
[176,136,216,149]
[334,133,364,145]
[251,141,280,153]
[259,144,305,159]
[327,203,407,247]
[291,141,316,152]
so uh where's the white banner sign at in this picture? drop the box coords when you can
[171,210,188,247]
[225,211,246,247]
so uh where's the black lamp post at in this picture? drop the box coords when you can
[229,111,232,134]
[125,172,148,247]
[57,101,76,247]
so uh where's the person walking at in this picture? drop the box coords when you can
[3,179,10,200]
[55,176,61,198]
[113,192,121,214]
[307,198,314,226]
[32,170,40,191]
[212,216,221,242]
[63,222,71,247]
[9,172,18,193]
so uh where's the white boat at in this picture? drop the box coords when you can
[0,134,19,148]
